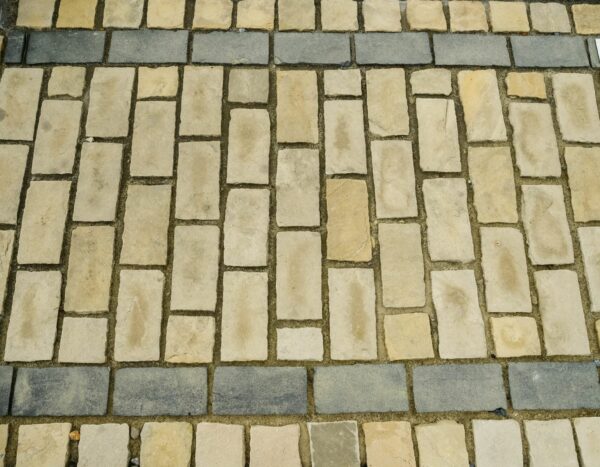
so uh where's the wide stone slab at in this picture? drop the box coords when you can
[511,36,589,68]
[109,30,188,63]
[433,34,511,66]
[27,31,106,64]
[192,31,269,64]
[274,32,351,65]
[355,32,432,65]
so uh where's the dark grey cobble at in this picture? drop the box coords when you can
[355,32,432,65]
[511,36,589,68]
[433,34,511,67]
[26,31,106,64]
[192,31,269,64]
[587,38,600,68]
[4,31,25,64]
[109,30,188,64]
[274,32,351,65]
[0,367,13,416]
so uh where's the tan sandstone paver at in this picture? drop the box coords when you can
[0,231,14,312]
[505,72,546,99]
[236,0,275,29]
[490,316,541,357]
[277,70,318,143]
[15,424,71,467]
[165,316,215,363]
[525,420,578,467]
[146,0,185,28]
[384,313,434,360]
[193,0,232,29]
[16,0,55,27]
[489,1,529,32]
[228,68,269,103]
[321,0,358,31]
[415,421,469,467]
[410,68,451,95]
[48,66,86,97]
[473,420,523,467]
[249,425,302,467]
[324,69,362,96]
[227,109,271,184]
[530,2,571,33]
[324,100,367,174]
[0,68,43,141]
[78,424,130,467]
[140,422,193,467]
[579,227,600,312]
[195,423,245,467]
[0,145,28,224]
[366,68,409,136]
[449,1,488,32]
[565,146,600,222]
[553,73,600,143]
[138,67,179,98]
[277,328,324,361]
[573,417,600,465]
[58,317,108,363]
[56,0,97,28]
[278,0,315,30]
[363,421,416,467]
[103,0,144,28]
[180,66,223,137]
[363,0,402,32]
[572,4,600,34]
[406,0,447,31]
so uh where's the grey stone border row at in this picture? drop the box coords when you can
[3,29,600,67]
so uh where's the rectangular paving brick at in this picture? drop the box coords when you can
[193,31,269,64]
[553,73,600,143]
[0,367,12,416]
[274,32,350,64]
[0,68,43,141]
[325,100,367,174]
[309,422,360,467]
[511,36,589,68]
[236,0,275,29]
[27,31,106,64]
[0,145,28,224]
[180,66,223,136]
[366,68,409,137]
[113,368,207,416]
[56,0,98,28]
[473,420,523,467]
[574,417,600,465]
[355,32,432,64]
[109,30,188,63]
[433,34,510,66]
[0,231,14,313]
[579,227,600,312]
[277,70,318,143]
[279,0,315,30]
[525,420,578,467]
[213,367,307,415]
[4,32,25,64]
[565,146,600,222]
[227,108,270,184]
[413,364,506,412]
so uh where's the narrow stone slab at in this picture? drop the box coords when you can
[275,32,350,64]
[27,31,106,64]
[277,70,318,144]
[0,68,43,141]
[12,367,109,416]
[511,36,589,68]
[309,422,360,467]
[325,100,367,174]
[213,367,307,415]
[366,68,409,136]
[433,34,510,66]
[113,368,207,416]
[566,147,600,222]
[0,145,28,224]
[0,231,14,314]
[355,32,432,64]
[192,31,268,64]
[180,66,223,137]
[109,30,188,63]
[553,73,600,143]
[579,227,600,312]
[227,108,270,184]
[0,367,12,416]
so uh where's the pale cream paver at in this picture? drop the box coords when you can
[364,421,416,467]
[17,181,71,265]
[278,0,315,30]
[326,179,372,262]
[416,98,461,172]
[468,146,518,223]
[0,68,43,141]
[565,147,600,222]
[277,328,324,361]
[573,417,600,466]
[458,69,507,142]
[431,270,487,359]
[579,227,600,312]
[193,0,232,29]
[56,0,98,28]
[553,73,600,143]
[489,1,529,32]
[0,231,14,312]
[227,109,271,184]
[171,225,219,311]
[525,420,578,467]
[371,140,418,219]
[224,188,269,267]
[196,423,245,467]
[140,423,192,467]
[130,101,176,177]
[78,424,130,467]
[138,67,179,98]
[521,185,574,265]
[379,223,425,308]
[120,184,171,266]
[147,0,186,28]
[276,231,322,320]
[64,226,114,312]
[530,2,571,33]
[509,102,560,177]
[58,317,108,363]
[17,0,55,27]
[490,316,541,358]
[410,69,452,95]
[366,68,409,137]
[384,313,434,360]
[250,425,302,467]
[103,0,144,27]
[114,270,164,362]
[448,1,488,32]
[328,268,377,360]
[236,0,275,29]
[363,0,402,32]
[276,148,320,227]
[324,69,362,96]
[48,67,86,97]
[277,70,318,143]
[535,270,590,356]
[415,421,468,467]
[572,4,600,34]
[325,100,367,174]
[73,142,122,222]
[423,178,474,262]
[165,316,215,363]
[0,425,7,467]
[176,141,220,220]
[15,424,71,467]
[180,66,223,136]
[32,100,83,174]
[505,72,546,99]
[473,420,523,467]
[406,0,447,31]
[86,68,135,138]
[4,271,61,362]
[321,0,358,31]
[228,68,269,103]
[480,227,531,313]
[0,145,28,224]
[221,271,268,361]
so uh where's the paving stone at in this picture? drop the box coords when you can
[221,271,268,361]
[58,317,107,363]
[0,145,28,224]
[414,364,506,412]
[535,270,590,356]
[27,31,106,64]
[140,422,192,467]
[321,0,358,31]
[193,0,232,29]
[113,368,207,415]
[138,66,179,98]
[491,316,541,358]
[434,34,510,67]
[276,70,318,143]
[525,420,578,467]
[147,0,185,28]
[15,424,71,467]
[276,231,322,320]
[0,424,8,466]
[0,368,12,416]
[250,425,301,467]
[195,423,245,467]
[181,66,223,136]
[328,268,377,360]
[0,68,43,140]
[274,32,350,65]
[309,422,360,467]
[236,0,275,29]
[521,185,574,265]
[278,0,315,30]
[0,231,14,313]
[171,225,219,311]
[573,4,600,34]
[415,421,468,467]
[109,30,188,63]
[78,424,130,467]
[315,364,408,413]
[103,0,144,27]
[227,108,270,184]
[56,0,98,28]
[505,71,546,99]
[192,31,269,64]
[448,0,488,32]
[355,32,432,65]
[13,367,109,416]
[176,141,220,220]
[489,1,528,32]
[114,270,164,362]
[73,142,123,222]
[432,270,487,359]
[406,0,446,31]
[384,313,434,360]
[4,32,25,64]
[213,366,307,415]
[16,0,55,27]
[363,421,416,467]
[579,227,600,312]
[588,38,600,68]
[363,0,402,32]
[473,420,523,467]
[566,147,600,222]
[509,362,600,410]
[530,2,570,33]
[48,66,86,97]
[165,316,215,363]
[573,417,600,466]
[325,100,367,174]
[366,68,409,136]
[277,328,323,361]
[410,68,451,95]
[553,73,600,143]
[228,68,269,103]
[511,36,589,68]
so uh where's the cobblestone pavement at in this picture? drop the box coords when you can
[0,0,599,465]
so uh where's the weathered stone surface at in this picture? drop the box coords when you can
[146,0,185,28]
[473,420,523,467]
[274,33,351,65]
[566,147,600,221]
[193,0,232,29]
[324,69,362,96]
[78,424,130,467]
[384,313,434,360]
[17,0,55,27]
[48,66,86,97]
[415,421,468,467]
[5,33,24,64]
[410,68,451,95]
[0,368,12,416]
[325,100,367,174]
[195,423,245,467]
[227,108,270,184]
[573,417,600,466]
[363,421,416,467]
[0,145,27,224]
[236,0,275,29]
[250,425,302,467]
[309,422,360,467]
[512,36,589,68]
[165,316,215,364]
[355,32,432,65]
[0,424,7,465]
[363,0,402,31]
[572,4,600,34]
[0,231,14,313]
[109,30,188,63]
[192,32,269,65]
[525,420,578,467]
[138,66,178,98]
[434,34,510,66]
[140,423,192,467]
[56,0,97,28]
[491,316,541,358]
[530,2,570,33]
[228,68,269,103]
[277,328,323,361]
[505,72,546,99]
[579,227,600,312]
[449,0,488,32]
[366,68,409,136]
[277,70,318,143]
[15,424,71,467]
[27,31,107,63]
[553,73,600,143]
[180,66,223,136]
[0,68,43,140]
[278,0,314,30]
[407,0,446,30]
[490,1,528,32]
[58,317,107,363]
[103,0,144,27]
[321,0,358,30]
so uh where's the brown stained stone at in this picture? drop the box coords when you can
[193,0,232,29]
[56,0,98,28]
[366,68,409,137]
[165,316,215,363]
[324,100,367,174]
[236,0,275,29]
[505,72,546,99]
[0,68,44,141]
[384,313,434,360]
[227,109,270,184]
[406,0,447,31]
[48,67,86,97]
[553,73,600,143]
[363,421,416,467]
[58,317,108,363]
[491,317,541,358]
[103,0,144,27]
[363,0,402,32]
[565,146,600,222]
[449,1,488,32]
[17,0,55,27]
[277,70,318,143]
[489,1,529,32]
[140,423,193,467]
[530,2,571,33]
[572,4,600,34]
[16,424,71,467]
[0,144,28,224]
[180,66,223,137]
[321,0,358,31]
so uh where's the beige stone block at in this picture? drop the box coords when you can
[279,0,315,30]
[180,66,223,136]
[415,421,468,467]
[196,423,245,467]
[364,421,416,467]
[138,67,179,98]
[326,179,372,262]
[103,0,144,27]
[176,141,220,220]
[78,424,130,467]
[491,317,541,358]
[18,181,71,265]
[553,73,600,143]
[237,0,275,29]
[17,0,55,27]
[432,270,487,359]
[489,1,529,32]
[473,420,523,467]
[530,2,570,33]
[227,109,270,184]
[525,420,578,467]
[328,268,377,360]
[147,0,186,28]
[58,317,108,363]
[324,69,362,96]
[566,147,600,222]
[228,68,269,103]
[0,424,9,467]
[277,70,318,143]
[410,68,451,95]
[325,100,367,174]
[141,423,192,467]
[573,417,600,466]
[0,231,14,313]
[0,68,43,140]
[573,4,600,34]
[114,270,164,362]
[363,0,402,31]
[384,313,434,360]
[449,1,488,31]
[505,71,546,99]
[417,98,461,172]
[250,425,301,467]
[48,66,86,97]
[277,328,323,360]
[165,315,215,363]
[579,227,600,312]
[0,144,28,224]
[535,270,590,356]
[193,0,232,29]
[522,185,574,265]
[221,271,268,361]
[16,424,71,467]
[5,271,61,362]
[321,0,358,30]
[56,0,98,28]
[406,0,447,31]
[366,68,409,136]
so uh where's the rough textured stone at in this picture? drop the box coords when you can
[192,32,269,64]
[553,73,600,143]
[573,4,600,34]
[473,420,523,467]
[193,0,232,29]
[325,100,367,174]
[366,68,409,136]
[276,70,318,143]
[0,145,28,224]
[573,417,600,466]
[103,0,144,27]
[449,1,488,32]
[109,30,188,63]
[355,32,432,65]
[530,2,571,33]
[228,68,269,103]
[140,423,192,467]
[15,424,71,467]
[277,328,323,361]
[165,316,215,363]
[227,109,270,184]
[0,68,43,140]
[566,147,600,221]
[58,317,107,363]
[146,0,185,28]
[363,421,416,467]
[410,68,451,95]
[250,425,302,467]
[491,317,541,358]
[324,69,362,96]
[17,0,55,27]
[321,0,358,31]
[384,313,434,360]
[363,0,402,32]
[236,0,274,29]
[48,66,86,97]
[180,66,223,136]
[505,71,546,99]
[27,31,106,63]
[579,227,600,312]
[78,424,130,467]
[415,421,468,467]
[512,36,589,68]
[56,0,98,28]
[407,0,446,30]
[195,423,245,467]
[278,0,314,30]
[309,422,360,467]
[434,34,510,66]
[525,420,578,467]
[274,33,350,65]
